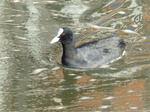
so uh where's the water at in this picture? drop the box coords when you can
[0,0,150,111]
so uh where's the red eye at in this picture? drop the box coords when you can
[61,33,65,36]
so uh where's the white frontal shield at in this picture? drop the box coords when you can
[50,28,64,44]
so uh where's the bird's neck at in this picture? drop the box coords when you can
[61,42,76,58]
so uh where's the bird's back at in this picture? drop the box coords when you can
[76,37,126,67]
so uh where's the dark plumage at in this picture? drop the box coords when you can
[50,27,126,68]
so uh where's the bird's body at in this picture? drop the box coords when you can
[50,27,126,68]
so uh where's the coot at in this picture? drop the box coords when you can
[50,27,126,68]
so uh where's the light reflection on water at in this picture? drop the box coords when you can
[0,0,150,111]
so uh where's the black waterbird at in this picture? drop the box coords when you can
[50,27,126,68]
